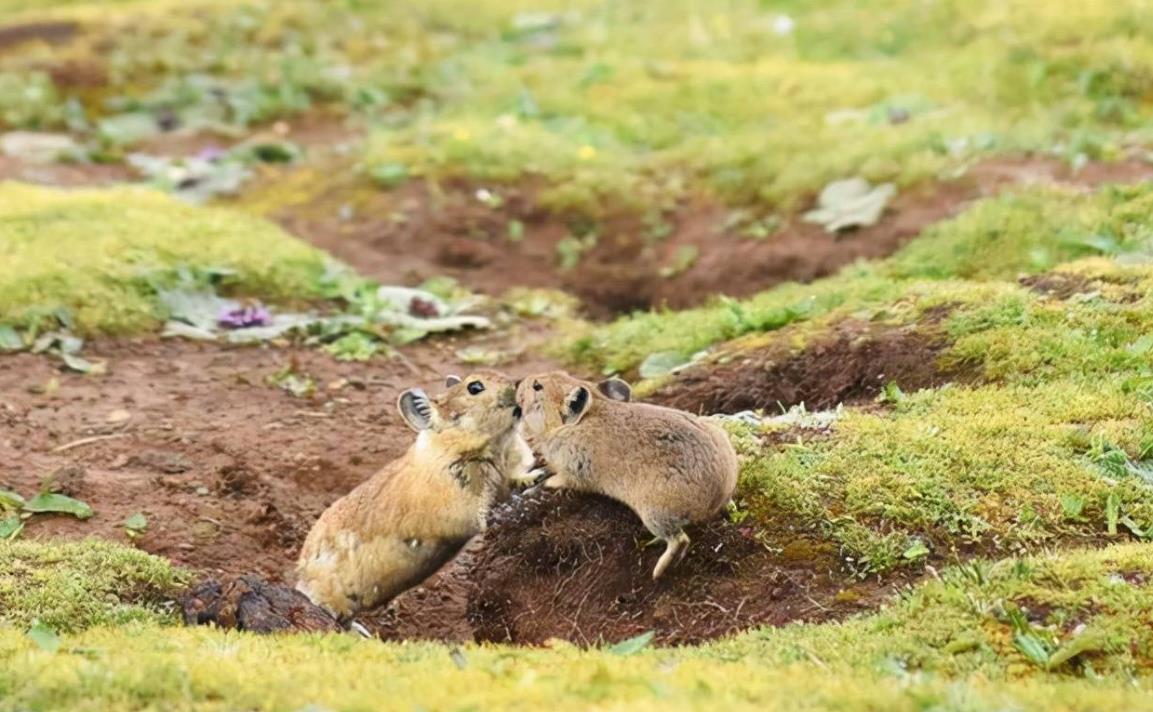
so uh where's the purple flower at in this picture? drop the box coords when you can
[196,146,227,162]
[218,304,272,329]
[409,297,440,318]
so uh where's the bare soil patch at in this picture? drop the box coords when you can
[273,156,1153,319]
[648,320,970,415]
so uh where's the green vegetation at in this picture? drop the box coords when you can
[0,539,185,633]
[1,540,1152,709]
[4,1,1153,212]
[0,182,328,334]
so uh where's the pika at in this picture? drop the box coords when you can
[517,371,738,580]
[296,370,530,621]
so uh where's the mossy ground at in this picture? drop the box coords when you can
[1,538,1152,709]
[0,182,328,334]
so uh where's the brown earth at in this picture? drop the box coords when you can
[269,155,1153,319]
[648,319,971,415]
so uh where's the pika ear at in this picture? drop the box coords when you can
[445,375,462,388]
[597,377,631,402]
[398,388,434,432]
[563,386,591,425]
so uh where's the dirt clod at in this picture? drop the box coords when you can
[182,575,342,633]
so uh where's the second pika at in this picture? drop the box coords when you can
[517,371,738,580]
[296,370,530,620]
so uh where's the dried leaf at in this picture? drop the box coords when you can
[803,178,896,232]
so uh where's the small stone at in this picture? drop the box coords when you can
[107,409,132,424]
[195,486,210,496]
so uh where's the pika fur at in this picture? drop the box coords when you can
[296,370,531,621]
[517,371,738,580]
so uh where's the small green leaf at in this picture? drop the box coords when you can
[638,351,690,379]
[370,162,409,189]
[0,489,26,511]
[24,493,94,519]
[1106,492,1121,535]
[658,245,699,279]
[26,622,61,653]
[902,540,930,561]
[1046,629,1108,670]
[507,219,525,242]
[124,512,148,533]
[608,631,655,656]
[60,352,106,374]
[0,515,24,540]
[0,325,23,351]
[1013,631,1052,668]
[449,647,468,669]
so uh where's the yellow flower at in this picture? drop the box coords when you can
[578,145,597,160]
[452,129,472,141]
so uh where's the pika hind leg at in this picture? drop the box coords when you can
[652,529,691,580]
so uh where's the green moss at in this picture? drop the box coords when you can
[733,378,1153,572]
[0,539,187,633]
[0,182,328,335]
[1,543,1152,709]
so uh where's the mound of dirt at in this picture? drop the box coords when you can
[362,490,900,646]
[182,575,341,633]
[649,320,970,415]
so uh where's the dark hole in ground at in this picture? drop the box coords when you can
[648,320,971,415]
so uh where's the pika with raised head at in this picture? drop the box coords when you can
[516,371,738,580]
[296,370,530,621]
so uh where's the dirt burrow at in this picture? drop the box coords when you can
[647,319,971,415]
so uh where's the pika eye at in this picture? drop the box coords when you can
[532,381,543,391]
[467,381,485,395]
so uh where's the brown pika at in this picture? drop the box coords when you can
[296,370,530,621]
[517,371,738,580]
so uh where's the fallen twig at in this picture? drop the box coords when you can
[51,433,129,453]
